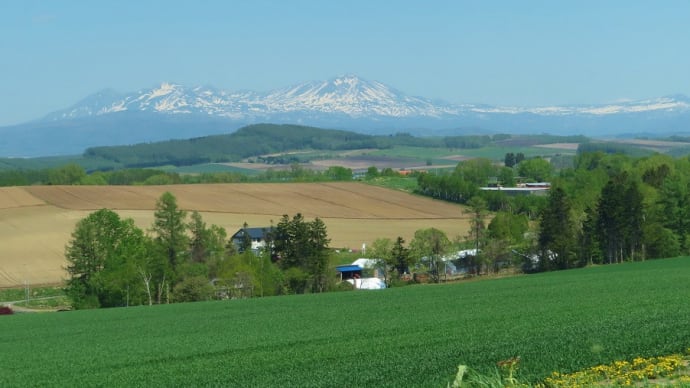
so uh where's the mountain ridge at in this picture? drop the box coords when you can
[42,74,690,121]
[3,74,690,157]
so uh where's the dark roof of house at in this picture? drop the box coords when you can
[232,227,272,240]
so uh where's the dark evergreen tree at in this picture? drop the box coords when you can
[623,181,645,260]
[515,152,526,164]
[188,211,208,263]
[390,237,411,277]
[504,152,516,168]
[597,177,627,263]
[538,187,576,270]
[306,217,331,292]
[271,213,331,293]
[578,205,601,265]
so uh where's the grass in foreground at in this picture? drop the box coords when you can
[1,258,689,387]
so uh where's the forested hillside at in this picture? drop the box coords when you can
[82,123,506,167]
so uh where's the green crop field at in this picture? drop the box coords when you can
[2,258,689,387]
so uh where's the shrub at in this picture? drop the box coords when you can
[173,276,215,302]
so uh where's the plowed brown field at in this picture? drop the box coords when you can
[0,183,470,287]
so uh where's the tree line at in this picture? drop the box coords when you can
[0,163,362,187]
[64,192,332,309]
[413,149,690,273]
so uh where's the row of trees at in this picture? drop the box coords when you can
[64,192,332,309]
[0,163,362,187]
[413,149,690,274]
[537,153,689,269]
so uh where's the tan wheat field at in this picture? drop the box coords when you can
[0,182,470,287]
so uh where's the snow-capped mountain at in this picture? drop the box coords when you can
[43,74,690,121]
[43,75,466,121]
[3,74,690,157]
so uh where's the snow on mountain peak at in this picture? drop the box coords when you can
[148,82,180,98]
[41,76,690,123]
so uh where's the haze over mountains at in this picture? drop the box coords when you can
[3,74,690,157]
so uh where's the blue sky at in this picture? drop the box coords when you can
[1,0,689,126]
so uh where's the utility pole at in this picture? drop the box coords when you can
[24,280,29,305]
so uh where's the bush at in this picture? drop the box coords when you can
[0,305,14,315]
[173,276,215,302]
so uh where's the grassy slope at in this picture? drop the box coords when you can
[1,258,689,387]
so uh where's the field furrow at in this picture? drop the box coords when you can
[0,187,46,209]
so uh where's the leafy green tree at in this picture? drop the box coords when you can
[48,164,86,185]
[634,153,673,181]
[654,176,690,253]
[482,238,512,274]
[368,238,394,286]
[325,166,353,181]
[65,209,123,308]
[482,211,529,272]
[410,228,451,283]
[143,174,177,185]
[455,158,495,186]
[465,196,488,254]
[487,211,528,243]
[365,166,379,180]
[94,218,152,307]
[65,209,150,308]
[80,173,108,185]
[518,157,553,182]
[283,267,309,294]
[172,276,215,302]
[416,173,479,204]
[498,166,515,187]
[643,222,680,259]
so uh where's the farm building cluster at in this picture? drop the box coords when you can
[229,227,489,291]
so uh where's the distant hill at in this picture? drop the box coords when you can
[0,112,241,157]
[84,123,503,168]
[3,74,690,157]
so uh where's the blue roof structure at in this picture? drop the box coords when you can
[336,265,362,272]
